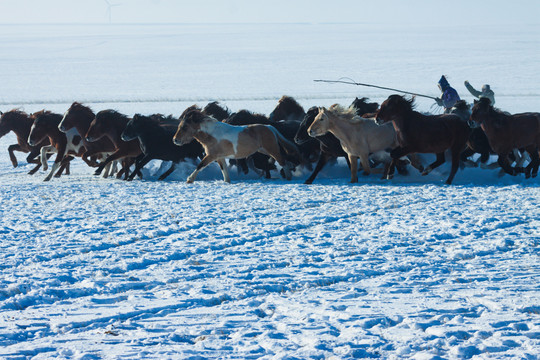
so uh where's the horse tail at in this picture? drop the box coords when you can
[266,125,302,164]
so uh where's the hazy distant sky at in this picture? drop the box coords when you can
[0,0,538,26]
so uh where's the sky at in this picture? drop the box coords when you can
[0,0,538,26]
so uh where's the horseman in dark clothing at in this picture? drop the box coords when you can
[436,75,460,113]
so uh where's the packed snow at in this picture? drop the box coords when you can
[0,21,539,359]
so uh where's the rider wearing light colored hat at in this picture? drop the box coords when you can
[464,80,495,105]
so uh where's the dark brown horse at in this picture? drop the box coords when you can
[0,109,50,174]
[59,102,122,177]
[85,110,143,179]
[469,97,540,177]
[27,110,82,181]
[376,95,470,184]
[269,95,306,122]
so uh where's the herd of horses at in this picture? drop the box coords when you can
[0,94,539,185]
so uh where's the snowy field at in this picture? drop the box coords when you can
[0,21,539,359]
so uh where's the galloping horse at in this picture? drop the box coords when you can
[85,110,142,179]
[27,110,83,181]
[59,102,120,177]
[121,114,203,180]
[0,109,50,174]
[173,109,300,183]
[376,95,470,184]
[308,104,398,183]
[269,95,306,122]
[469,97,540,177]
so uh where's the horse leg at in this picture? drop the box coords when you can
[158,162,177,181]
[127,155,151,181]
[359,153,372,176]
[497,153,517,176]
[261,142,293,180]
[460,147,478,168]
[8,144,24,167]
[187,155,216,183]
[446,149,461,185]
[217,158,230,183]
[423,153,445,176]
[523,145,539,178]
[348,154,359,183]
[304,152,332,184]
[40,145,57,171]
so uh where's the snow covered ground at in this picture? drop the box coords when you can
[0,21,539,359]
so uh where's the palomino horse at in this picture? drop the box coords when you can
[469,97,540,178]
[307,104,398,183]
[27,110,85,181]
[85,110,142,179]
[0,109,50,174]
[269,95,306,122]
[173,109,300,183]
[376,95,470,184]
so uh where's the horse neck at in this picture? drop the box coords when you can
[4,114,33,139]
[73,111,95,134]
[325,114,360,140]
[388,109,416,132]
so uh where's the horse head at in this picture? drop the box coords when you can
[59,102,94,133]
[375,95,414,125]
[28,110,59,146]
[86,110,119,142]
[295,107,319,145]
[350,97,379,116]
[121,114,146,142]
[269,95,305,122]
[173,108,207,146]
[450,100,471,122]
[307,107,331,138]
[469,97,493,128]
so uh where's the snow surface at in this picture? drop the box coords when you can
[0,22,539,359]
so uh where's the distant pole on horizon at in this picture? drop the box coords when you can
[104,0,122,23]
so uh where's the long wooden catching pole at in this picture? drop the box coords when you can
[314,78,439,101]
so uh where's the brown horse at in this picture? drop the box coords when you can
[27,110,84,181]
[85,110,142,179]
[173,108,300,183]
[376,95,470,184]
[469,97,540,177]
[307,104,399,182]
[0,109,50,174]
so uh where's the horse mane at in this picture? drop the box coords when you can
[350,97,379,115]
[278,95,302,108]
[4,108,28,117]
[96,109,129,121]
[69,101,94,115]
[327,104,366,124]
[31,109,55,118]
[453,100,470,112]
[180,105,202,119]
[227,109,271,125]
[181,108,208,124]
[203,101,230,121]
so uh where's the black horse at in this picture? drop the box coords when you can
[269,95,306,122]
[203,101,231,121]
[121,114,203,180]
